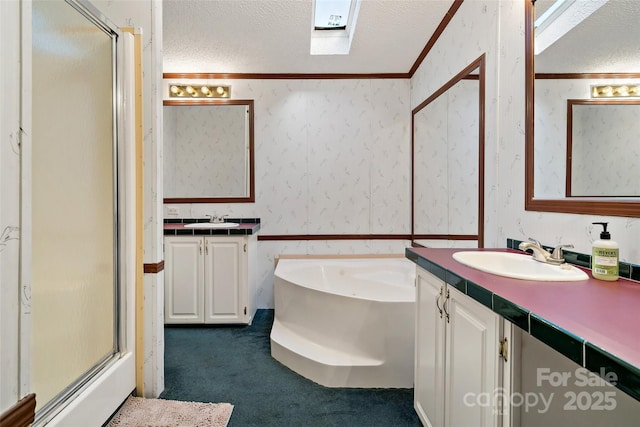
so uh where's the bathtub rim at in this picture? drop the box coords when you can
[274,253,406,268]
[274,254,414,303]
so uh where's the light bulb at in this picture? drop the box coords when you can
[613,85,628,96]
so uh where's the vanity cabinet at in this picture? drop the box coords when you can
[164,235,253,324]
[415,266,509,427]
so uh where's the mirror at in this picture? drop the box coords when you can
[412,55,485,248]
[525,0,640,216]
[566,99,640,197]
[163,99,255,203]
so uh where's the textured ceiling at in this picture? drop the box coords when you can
[162,0,455,74]
[535,0,640,73]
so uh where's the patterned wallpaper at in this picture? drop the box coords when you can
[163,78,411,307]
[163,78,412,237]
[494,2,639,265]
[413,79,479,237]
[161,0,639,310]
[410,0,500,251]
[0,0,22,409]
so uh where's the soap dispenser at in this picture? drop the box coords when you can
[591,222,619,281]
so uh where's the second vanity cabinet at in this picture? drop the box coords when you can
[164,235,255,324]
[415,266,512,427]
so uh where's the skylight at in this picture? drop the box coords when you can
[310,0,361,55]
[534,0,608,55]
[314,0,352,30]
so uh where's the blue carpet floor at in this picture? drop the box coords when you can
[161,309,421,426]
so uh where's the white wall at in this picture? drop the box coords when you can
[409,2,640,420]
[163,0,639,313]
[411,0,501,249]
[164,78,412,307]
[93,0,165,397]
[496,2,639,264]
[410,0,639,263]
[414,79,480,238]
[0,0,23,413]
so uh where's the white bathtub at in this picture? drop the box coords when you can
[270,256,416,388]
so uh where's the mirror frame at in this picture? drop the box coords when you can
[525,0,640,217]
[411,54,486,247]
[163,99,255,203]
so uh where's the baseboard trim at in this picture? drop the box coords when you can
[0,394,36,427]
[143,260,164,274]
[258,234,411,241]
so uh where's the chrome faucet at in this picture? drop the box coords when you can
[206,214,228,224]
[518,238,573,265]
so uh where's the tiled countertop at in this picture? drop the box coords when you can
[163,218,261,236]
[406,247,640,402]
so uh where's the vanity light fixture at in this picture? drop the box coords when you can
[591,84,640,98]
[169,84,231,98]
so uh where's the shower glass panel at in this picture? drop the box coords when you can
[31,0,117,415]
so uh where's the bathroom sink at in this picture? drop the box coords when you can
[184,222,240,229]
[452,251,588,281]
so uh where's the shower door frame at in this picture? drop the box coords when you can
[19,0,136,425]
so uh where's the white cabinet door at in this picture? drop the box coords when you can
[164,236,204,323]
[445,285,501,427]
[164,235,249,325]
[203,236,247,324]
[415,267,504,427]
[415,269,446,427]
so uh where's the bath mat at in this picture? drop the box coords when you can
[106,396,233,427]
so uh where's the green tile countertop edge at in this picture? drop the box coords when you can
[405,247,640,403]
[164,217,261,224]
[163,218,261,236]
